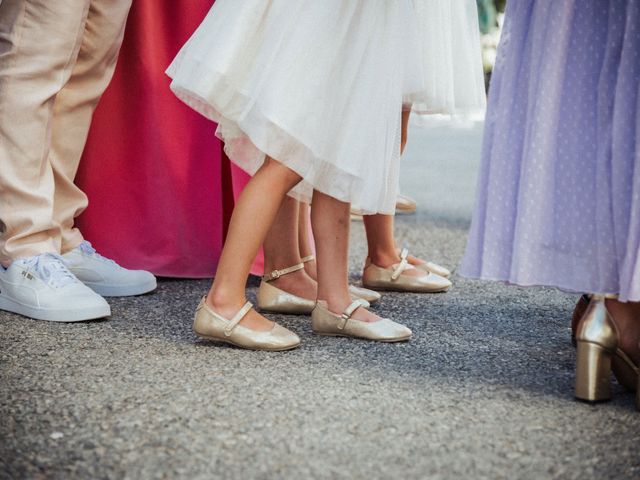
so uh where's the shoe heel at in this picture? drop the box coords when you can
[575,341,612,402]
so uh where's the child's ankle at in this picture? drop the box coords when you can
[207,288,245,311]
[368,249,401,268]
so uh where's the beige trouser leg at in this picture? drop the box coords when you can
[53,0,131,254]
[0,0,131,267]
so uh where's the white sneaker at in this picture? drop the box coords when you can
[0,253,111,322]
[62,241,157,297]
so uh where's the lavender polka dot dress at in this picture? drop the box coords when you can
[461,1,640,302]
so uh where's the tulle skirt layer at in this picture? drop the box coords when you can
[168,0,485,214]
[461,1,640,301]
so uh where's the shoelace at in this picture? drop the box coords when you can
[18,253,77,288]
[78,241,119,267]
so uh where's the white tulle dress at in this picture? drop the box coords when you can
[167,0,485,214]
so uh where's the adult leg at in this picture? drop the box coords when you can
[208,157,302,331]
[606,299,640,366]
[50,0,132,253]
[0,0,91,266]
[574,296,640,405]
[0,0,118,321]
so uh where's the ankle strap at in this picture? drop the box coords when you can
[263,262,304,282]
[224,301,253,336]
[301,254,315,263]
[338,299,365,330]
[391,248,410,280]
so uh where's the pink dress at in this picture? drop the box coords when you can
[77,0,235,278]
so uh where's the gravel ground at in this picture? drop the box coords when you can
[2,122,639,479]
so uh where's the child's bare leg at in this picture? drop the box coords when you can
[208,157,301,330]
[298,202,318,279]
[363,109,425,276]
[312,190,382,323]
[263,197,317,300]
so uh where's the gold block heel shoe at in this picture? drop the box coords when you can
[575,341,613,402]
[574,295,619,402]
[571,294,592,347]
[194,297,300,351]
[362,248,451,293]
[575,295,640,410]
[311,300,411,342]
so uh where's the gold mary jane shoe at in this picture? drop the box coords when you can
[362,248,451,293]
[349,209,364,221]
[416,262,451,279]
[258,263,316,314]
[194,297,300,351]
[349,284,381,304]
[311,300,412,342]
[395,194,417,215]
[351,193,417,218]
[396,248,452,279]
[258,260,371,314]
[574,295,639,409]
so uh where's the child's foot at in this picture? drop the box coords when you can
[196,295,300,351]
[367,253,424,279]
[269,268,317,301]
[398,248,451,278]
[312,298,411,342]
[325,297,383,323]
[207,293,274,331]
[363,252,451,293]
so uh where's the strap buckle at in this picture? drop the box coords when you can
[338,300,365,330]
[263,262,305,282]
[270,269,281,280]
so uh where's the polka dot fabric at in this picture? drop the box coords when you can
[461,0,640,302]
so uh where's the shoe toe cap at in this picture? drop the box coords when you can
[270,324,301,349]
[423,262,451,278]
[365,319,412,341]
[421,273,451,291]
[392,322,412,339]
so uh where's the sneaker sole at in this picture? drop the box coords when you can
[0,295,111,322]
[84,278,157,297]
